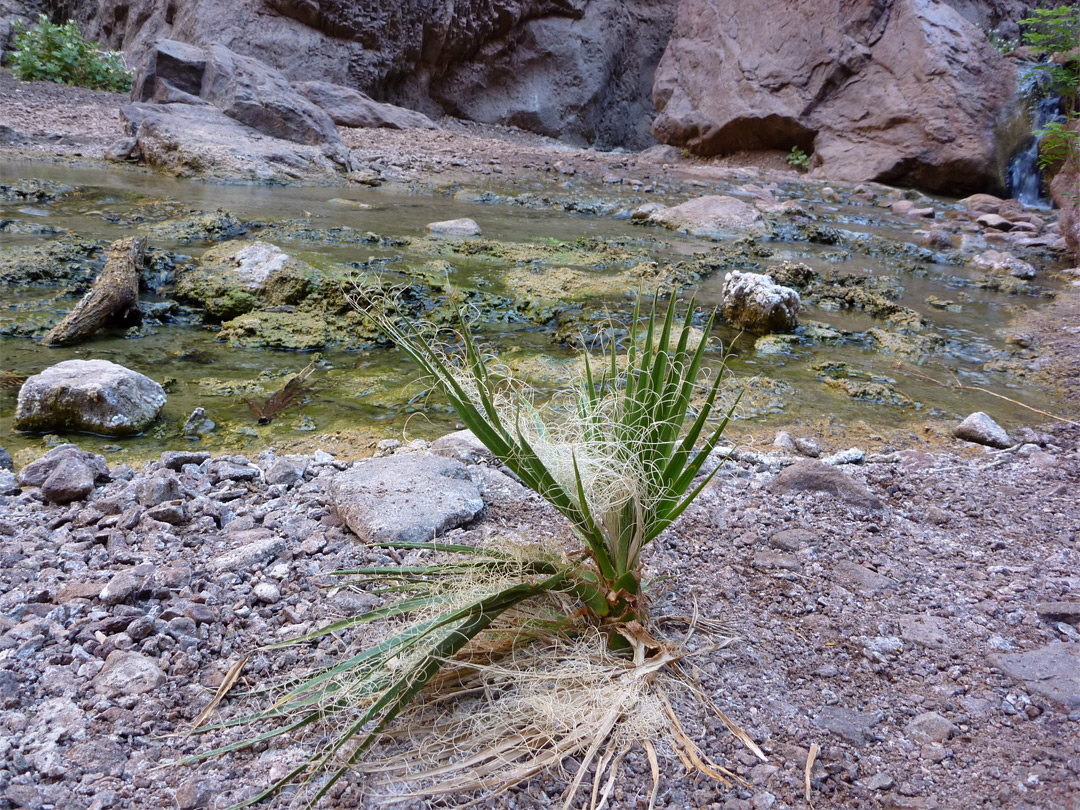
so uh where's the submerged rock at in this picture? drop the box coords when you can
[0,238,103,286]
[721,271,800,334]
[953,412,1011,449]
[330,454,484,544]
[969,250,1036,280]
[426,218,482,237]
[14,360,167,436]
[646,195,762,237]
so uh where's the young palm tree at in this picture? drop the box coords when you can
[186,292,756,809]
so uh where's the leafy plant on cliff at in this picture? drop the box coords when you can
[786,146,811,171]
[186,292,758,808]
[11,14,132,93]
[1020,5,1080,171]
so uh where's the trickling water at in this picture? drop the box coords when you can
[1008,67,1065,208]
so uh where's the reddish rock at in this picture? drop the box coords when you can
[1049,122,1079,262]
[651,0,1020,194]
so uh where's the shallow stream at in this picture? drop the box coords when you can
[0,158,1068,464]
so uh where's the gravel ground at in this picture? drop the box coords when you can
[1,69,1079,810]
[0,70,127,159]
[0,426,1077,810]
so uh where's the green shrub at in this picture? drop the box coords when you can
[1020,5,1079,171]
[786,146,811,170]
[185,293,760,808]
[11,14,132,93]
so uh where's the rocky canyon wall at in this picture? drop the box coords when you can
[651,0,1031,195]
[8,0,1047,193]
[72,0,679,150]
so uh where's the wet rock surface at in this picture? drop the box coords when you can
[0,426,1076,809]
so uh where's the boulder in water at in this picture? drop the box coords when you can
[426,218,481,237]
[721,271,800,334]
[14,360,167,436]
[646,196,762,238]
[953,412,1012,449]
[969,250,1036,279]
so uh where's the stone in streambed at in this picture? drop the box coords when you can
[17,445,110,504]
[721,271,800,334]
[646,195,762,237]
[953,412,1011,449]
[989,643,1080,711]
[426,218,481,237]
[330,454,484,544]
[41,458,96,504]
[15,360,166,436]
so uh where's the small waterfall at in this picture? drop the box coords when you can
[1007,67,1065,208]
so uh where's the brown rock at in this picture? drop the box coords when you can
[651,0,1019,194]
[767,460,883,510]
[1049,128,1079,262]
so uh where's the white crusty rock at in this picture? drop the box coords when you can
[954,412,1012,449]
[721,271,800,334]
[14,360,166,436]
[426,218,481,237]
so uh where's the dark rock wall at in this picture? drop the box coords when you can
[74,0,678,149]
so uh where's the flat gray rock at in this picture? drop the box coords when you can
[426,218,481,237]
[210,530,286,573]
[989,643,1080,710]
[833,560,896,594]
[430,429,494,466]
[813,706,881,746]
[768,460,882,510]
[330,454,484,544]
[898,614,952,648]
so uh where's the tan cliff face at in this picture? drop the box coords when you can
[50,0,1043,194]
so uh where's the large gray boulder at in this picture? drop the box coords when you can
[79,0,675,150]
[14,360,166,436]
[721,271,800,334]
[121,102,346,184]
[330,454,484,544]
[131,40,342,147]
[293,81,437,130]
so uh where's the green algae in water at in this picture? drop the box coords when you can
[0,160,1070,464]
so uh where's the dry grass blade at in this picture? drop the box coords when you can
[805,742,820,807]
[643,739,660,810]
[896,362,1080,427]
[189,656,248,733]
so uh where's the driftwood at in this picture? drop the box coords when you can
[247,356,319,424]
[41,236,146,346]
